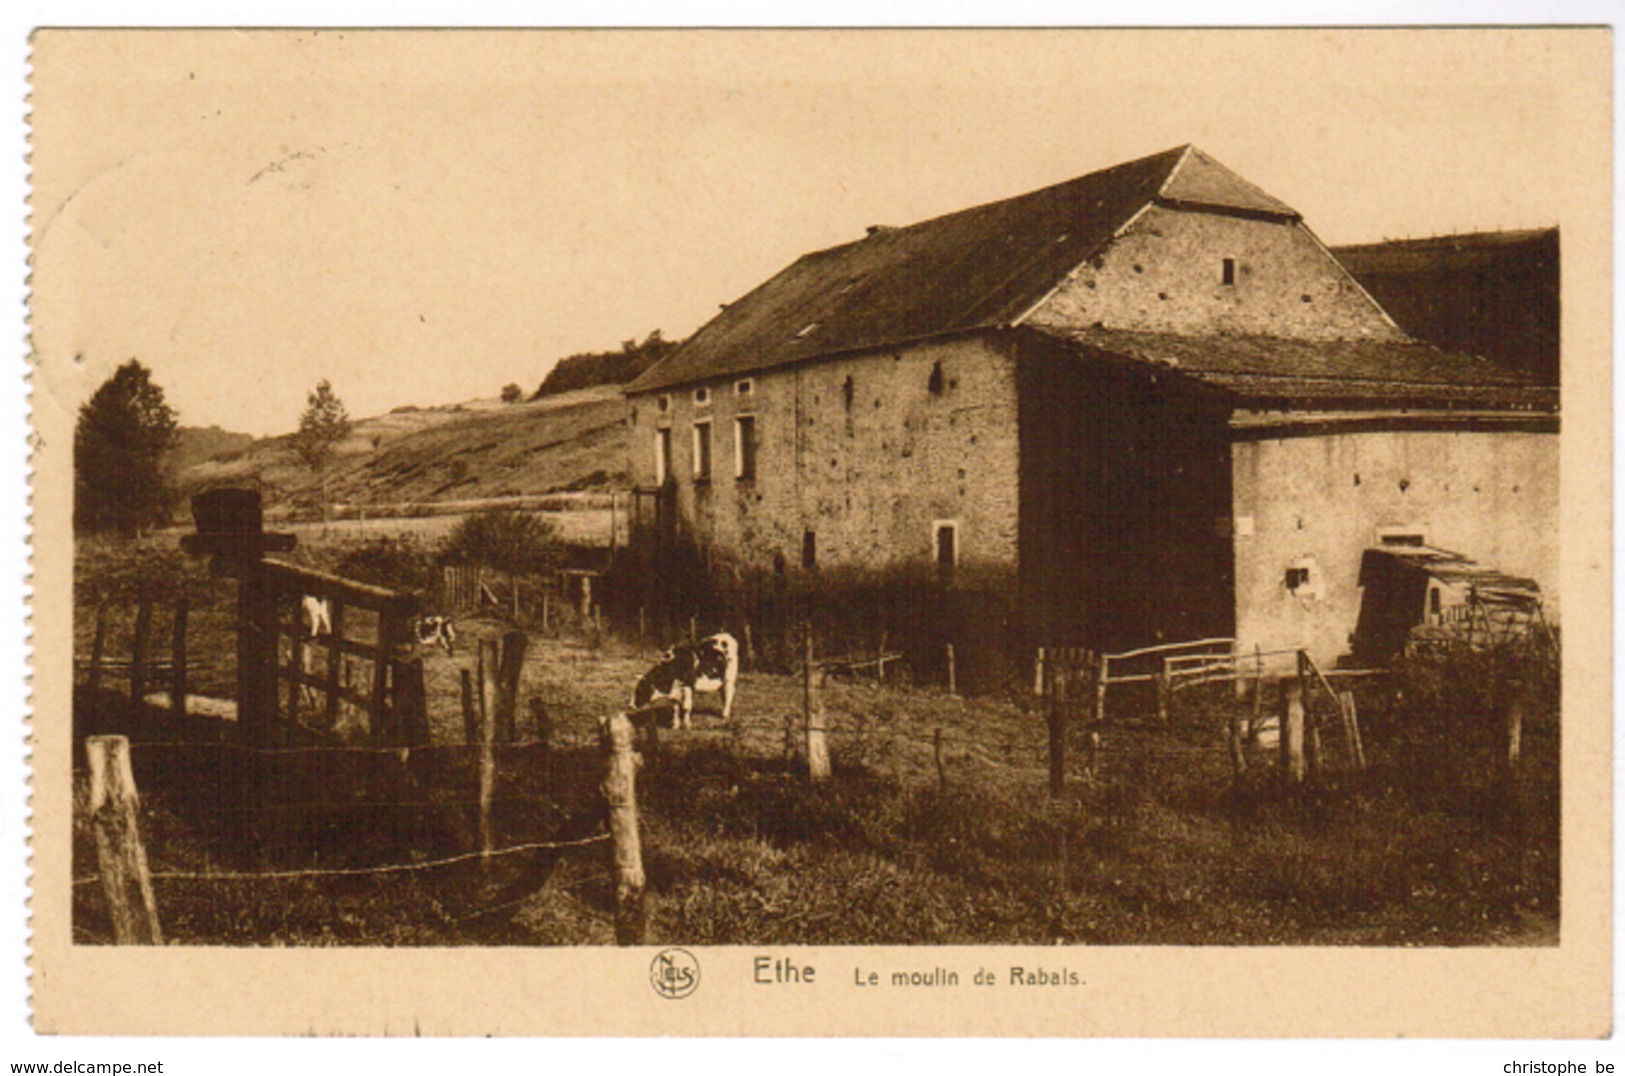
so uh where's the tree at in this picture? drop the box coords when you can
[293,379,352,521]
[440,510,562,576]
[500,382,523,404]
[74,359,179,536]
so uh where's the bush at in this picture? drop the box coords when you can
[439,510,563,576]
[328,536,440,593]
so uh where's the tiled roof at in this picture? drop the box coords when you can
[628,145,1300,393]
[1035,325,1558,410]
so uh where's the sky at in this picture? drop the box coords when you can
[28,28,1604,435]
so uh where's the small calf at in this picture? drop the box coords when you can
[302,595,332,638]
[631,632,738,729]
[412,615,457,656]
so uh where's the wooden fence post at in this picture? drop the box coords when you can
[324,603,346,731]
[945,643,958,696]
[1047,670,1066,798]
[1250,646,1266,741]
[1227,706,1247,781]
[803,631,831,781]
[87,604,108,695]
[1034,647,1047,697]
[495,630,528,743]
[934,727,946,790]
[476,651,496,867]
[394,657,430,747]
[1155,661,1171,725]
[460,669,478,744]
[168,598,189,715]
[85,735,163,945]
[128,597,154,711]
[1340,690,1367,771]
[1503,689,1526,778]
[742,622,755,671]
[601,712,646,946]
[1092,653,1108,725]
[541,591,551,636]
[1279,677,1306,785]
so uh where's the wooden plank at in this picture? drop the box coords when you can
[85,736,163,945]
[1106,637,1235,663]
[260,559,419,613]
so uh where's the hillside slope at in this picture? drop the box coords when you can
[179,385,630,516]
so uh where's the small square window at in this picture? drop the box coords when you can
[1285,566,1310,591]
[736,379,754,397]
[694,386,711,406]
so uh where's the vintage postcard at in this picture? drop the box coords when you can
[25,28,1612,1036]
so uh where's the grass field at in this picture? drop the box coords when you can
[71,533,1560,948]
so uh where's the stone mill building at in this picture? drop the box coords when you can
[623,145,1558,666]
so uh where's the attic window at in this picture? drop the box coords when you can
[928,361,945,396]
[1222,258,1236,286]
[1377,526,1427,547]
[657,395,671,413]
[735,379,754,397]
[842,375,855,410]
[694,386,711,406]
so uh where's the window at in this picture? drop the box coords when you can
[1221,258,1236,285]
[928,361,945,396]
[654,428,672,486]
[933,521,958,579]
[657,394,671,413]
[1377,525,1427,547]
[802,530,817,570]
[694,386,711,406]
[736,379,754,397]
[692,421,712,481]
[734,415,757,481]
[843,375,855,410]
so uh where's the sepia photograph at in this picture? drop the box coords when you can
[24,26,1611,1037]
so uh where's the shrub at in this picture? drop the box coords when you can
[328,536,439,593]
[439,510,563,576]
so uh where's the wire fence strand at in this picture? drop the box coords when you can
[72,830,610,888]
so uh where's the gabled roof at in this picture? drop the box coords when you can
[1034,325,1558,411]
[628,145,1301,394]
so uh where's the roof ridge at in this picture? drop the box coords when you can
[1155,144,1198,199]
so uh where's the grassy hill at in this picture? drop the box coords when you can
[178,385,630,519]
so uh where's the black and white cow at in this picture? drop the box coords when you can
[412,615,457,656]
[631,632,738,729]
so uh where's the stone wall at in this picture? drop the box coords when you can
[1231,424,1560,664]
[628,333,1021,584]
[1026,206,1404,341]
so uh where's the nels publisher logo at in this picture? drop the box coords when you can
[650,948,700,999]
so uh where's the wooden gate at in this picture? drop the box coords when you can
[250,561,428,747]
